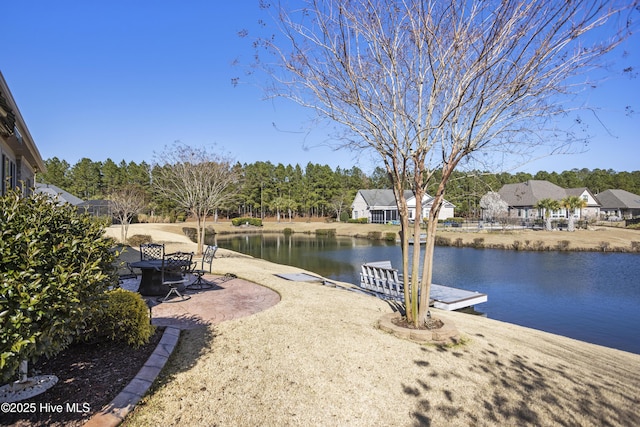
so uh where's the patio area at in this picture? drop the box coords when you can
[120,274,280,329]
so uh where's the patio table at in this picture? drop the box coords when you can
[129,259,192,296]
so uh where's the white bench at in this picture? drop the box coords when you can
[359,261,406,302]
[359,261,487,311]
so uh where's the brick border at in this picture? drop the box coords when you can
[83,327,181,427]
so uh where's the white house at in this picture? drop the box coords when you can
[351,189,455,224]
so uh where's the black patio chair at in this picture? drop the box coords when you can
[140,243,165,261]
[187,245,218,290]
[156,251,194,303]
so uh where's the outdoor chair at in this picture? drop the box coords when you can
[187,245,218,290]
[156,251,194,303]
[140,243,165,261]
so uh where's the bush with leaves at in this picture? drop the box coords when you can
[84,289,155,347]
[0,190,116,382]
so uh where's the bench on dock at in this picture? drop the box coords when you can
[359,261,487,311]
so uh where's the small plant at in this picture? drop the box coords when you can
[556,240,571,251]
[472,237,485,248]
[347,218,368,224]
[231,217,263,227]
[454,238,463,247]
[531,240,547,251]
[127,234,153,247]
[84,289,155,347]
[384,232,397,241]
[283,227,294,235]
[435,236,451,246]
[631,241,640,252]
[316,228,337,236]
[367,231,382,240]
[512,240,522,250]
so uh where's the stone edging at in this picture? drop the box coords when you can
[377,312,459,343]
[83,326,181,427]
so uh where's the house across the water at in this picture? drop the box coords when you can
[351,189,455,224]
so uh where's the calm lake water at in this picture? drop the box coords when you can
[216,233,640,355]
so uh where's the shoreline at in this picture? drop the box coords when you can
[117,220,640,253]
[108,223,640,426]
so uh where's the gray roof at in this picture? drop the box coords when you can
[35,183,84,206]
[596,189,640,209]
[498,180,566,207]
[357,189,413,207]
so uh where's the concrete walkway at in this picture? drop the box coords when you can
[84,274,280,426]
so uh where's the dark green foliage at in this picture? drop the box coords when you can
[83,289,155,348]
[0,190,116,381]
[283,228,294,235]
[472,238,485,248]
[435,236,451,246]
[384,232,397,242]
[316,229,336,236]
[127,234,153,247]
[367,231,382,240]
[347,218,369,224]
[231,217,263,226]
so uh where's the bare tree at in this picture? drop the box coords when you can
[153,142,239,254]
[108,185,147,243]
[246,0,637,326]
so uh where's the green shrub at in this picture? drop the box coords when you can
[84,289,155,347]
[384,232,397,242]
[472,237,485,248]
[435,236,451,246]
[128,234,153,247]
[367,231,382,240]
[316,228,336,236]
[231,217,263,227]
[339,211,350,222]
[182,226,198,242]
[283,228,294,235]
[0,190,116,382]
[347,218,368,224]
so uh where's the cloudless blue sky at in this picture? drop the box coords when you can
[3,1,639,174]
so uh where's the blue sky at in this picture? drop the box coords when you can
[3,1,639,174]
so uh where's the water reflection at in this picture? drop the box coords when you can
[216,233,640,354]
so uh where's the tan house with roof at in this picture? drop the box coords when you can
[495,180,600,221]
[0,71,46,197]
[595,189,640,219]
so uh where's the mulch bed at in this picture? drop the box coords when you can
[2,327,164,427]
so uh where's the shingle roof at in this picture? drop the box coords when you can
[357,189,413,207]
[498,180,566,206]
[35,183,84,206]
[596,189,640,209]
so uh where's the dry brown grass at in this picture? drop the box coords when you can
[112,223,640,427]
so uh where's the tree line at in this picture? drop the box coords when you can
[39,156,640,220]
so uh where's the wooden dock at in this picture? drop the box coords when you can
[359,261,487,311]
[429,283,487,311]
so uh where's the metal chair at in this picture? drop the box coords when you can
[187,245,218,290]
[140,243,165,261]
[156,251,193,303]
